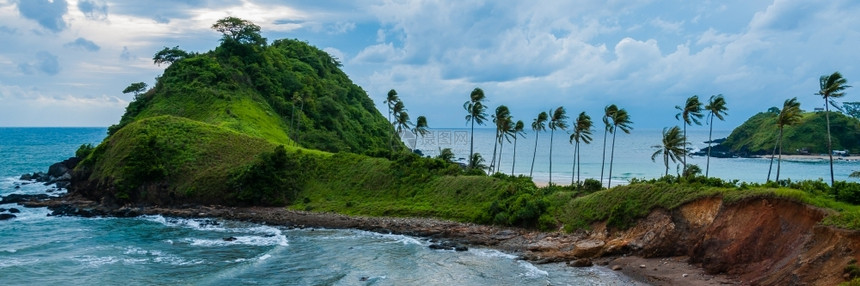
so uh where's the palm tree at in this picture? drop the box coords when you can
[511,120,525,176]
[384,89,400,151]
[497,116,515,173]
[607,108,632,188]
[394,110,412,149]
[438,148,455,163]
[548,106,569,185]
[412,116,429,151]
[390,100,407,152]
[652,126,687,176]
[600,104,618,186]
[817,72,852,186]
[675,95,704,173]
[490,105,511,173]
[464,88,488,169]
[704,94,728,177]
[570,112,593,185]
[767,98,802,182]
[530,111,549,177]
[469,153,488,173]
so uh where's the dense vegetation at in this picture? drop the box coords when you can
[71,17,860,239]
[110,32,393,154]
[722,110,860,155]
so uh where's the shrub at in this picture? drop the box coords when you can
[606,198,641,230]
[75,143,95,158]
[230,145,308,206]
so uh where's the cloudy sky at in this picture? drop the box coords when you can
[0,0,858,130]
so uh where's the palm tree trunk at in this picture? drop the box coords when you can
[777,128,783,181]
[530,132,539,177]
[571,142,577,186]
[664,152,669,176]
[682,123,687,173]
[766,133,778,182]
[825,104,835,186]
[469,119,475,168]
[387,105,392,151]
[490,130,499,173]
[549,129,555,185]
[576,142,582,184]
[608,127,617,188]
[600,127,608,186]
[512,137,518,176]
[706,116,713,177]
[498,139,505,174]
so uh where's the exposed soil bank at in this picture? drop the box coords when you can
[23,194,860,285]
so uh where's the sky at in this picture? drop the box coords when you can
[0,0,858,130]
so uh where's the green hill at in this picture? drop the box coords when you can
[722,110,860,155]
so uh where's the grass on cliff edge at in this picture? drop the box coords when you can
[557,178,860,231]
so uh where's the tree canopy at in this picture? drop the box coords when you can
[211,16,265,46]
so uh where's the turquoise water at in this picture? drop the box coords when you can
[0,128,635,285]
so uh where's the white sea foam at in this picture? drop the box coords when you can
[516,260,549,278]
[470,248,517,259]
[183,234,288,247]
[141,215,228,232]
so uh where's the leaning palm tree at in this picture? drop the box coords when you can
[530,111,549,177]
[411,116,429,151]
[496,116,515,174]
[490,105,511,173]
[511,120,525,176]
[651,126,687,176]
[548,106,569,185]
[390,100,407,152]
[394,110,412,150]
[384,89,400,151]
[704,94,728,177]
[570,112,593,185]
[600,104,618,186]
[464,88,488,169]
[675,95,704,173]
[767,98,802,182]
[817,72,852,186]
[607,108,632,188]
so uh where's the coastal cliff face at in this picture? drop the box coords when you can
[522,197,858,285]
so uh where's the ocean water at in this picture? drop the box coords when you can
[0,128,636,285]
[408,128,860,186]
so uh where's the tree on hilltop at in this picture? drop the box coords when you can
[212,17,265,46]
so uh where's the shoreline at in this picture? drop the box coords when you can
[22,194,739,285]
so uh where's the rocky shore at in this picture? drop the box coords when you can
[9,192,740,285]
[8,159,860,285]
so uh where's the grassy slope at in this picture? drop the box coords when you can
[723,111,860,154]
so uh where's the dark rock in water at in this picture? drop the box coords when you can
[0,213,16,220]
[47,204,105,218]
[1,194,50,204]
[47,157,81,178]
[568,258,593,267]
[8,208,20,213]
[223,236,237,242]
[19,173,32,181]
[359,277,369,282]
[0,208,6,212]
[429,241,468,251]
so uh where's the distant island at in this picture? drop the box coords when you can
[701,109,860,157]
